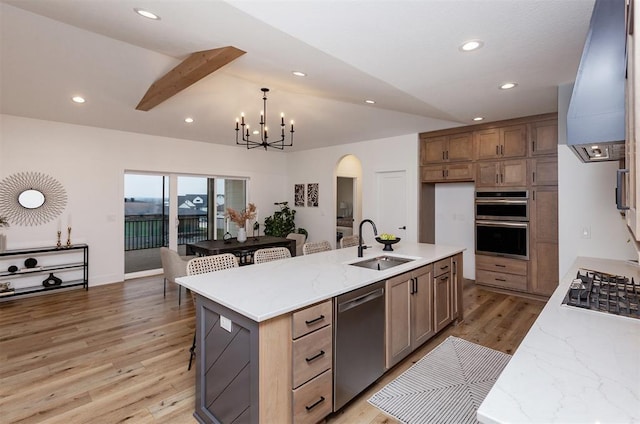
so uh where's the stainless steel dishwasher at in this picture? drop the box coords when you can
[333,280,385,411]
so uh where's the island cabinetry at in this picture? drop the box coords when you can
[474,124,528,160]
[475,159,528,188]
[421,163,475,183]
[193,295,333,424]
[529,187,559,296]
[433,258,452,332]
[420,132,474,164]
[529,119,558,156]
[291,300,333,424]
[385,264,434,369]
[475,255,528,293]
[0,244,89,298]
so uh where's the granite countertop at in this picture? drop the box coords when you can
[176,241,464,322]
[477,256,640,424]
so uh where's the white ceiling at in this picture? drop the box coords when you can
[0,0,595,151]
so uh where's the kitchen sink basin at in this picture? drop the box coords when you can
[350,255,414,271]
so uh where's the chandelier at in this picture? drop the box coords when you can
[235,88,294,150]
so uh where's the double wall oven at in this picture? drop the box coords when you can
[475,190,529,260]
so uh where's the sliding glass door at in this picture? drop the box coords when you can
[124,173,248,274]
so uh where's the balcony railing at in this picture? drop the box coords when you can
[124,214,208,251]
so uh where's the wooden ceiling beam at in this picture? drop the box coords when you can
[136,46,245,111]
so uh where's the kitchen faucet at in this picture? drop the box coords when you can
[358,219,378,257]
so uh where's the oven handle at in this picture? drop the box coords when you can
[476,220,528,228]
[475,199,528,205]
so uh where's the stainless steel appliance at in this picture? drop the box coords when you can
[333,281,385,411]
[475,191,529,260]
[562,269,639,319]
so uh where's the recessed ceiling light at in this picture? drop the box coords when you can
[71,96,85,104]
[365,99,376,104]
[473,117,484,121]
[292,71,307,77]
[134,8,160,20]
[460,40,483,52]
[499,82,518,90]
[184,117,194,123]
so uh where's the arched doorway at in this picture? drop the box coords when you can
[335,155,362,248]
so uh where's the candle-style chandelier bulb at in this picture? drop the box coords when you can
[235,88,294,150]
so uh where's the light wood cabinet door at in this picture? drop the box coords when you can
[385,273,412,368]
[475,129,501,160]
[501,159,528,186]
[530,120,558,156]
[531,157,558,186]
[529,187,559,296]
[500,124,528,158]
[433,272,452,332]
[421,165,447,182]
[421,136,447,164]
[447,132,474,161]
[421,164,474,183]
[411,265,434,347]
[475,162,500,187]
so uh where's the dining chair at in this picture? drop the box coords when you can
[339,234,360,248]
[303,240,332,255]
[286,233,306,256]
[159,247,195,305]
[254,247,292,264]
[185,253,238,370]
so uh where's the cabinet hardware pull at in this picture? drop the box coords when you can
[495,174,498,184]
[305,315,324,325]
[440,266,449,270]
[495,264,506,268]
[501,145,504,155]
[495,278,506,282]
[446,150,449,160]
[442,170,445,178]
[305,350,325,362]
[414,277,418,294]
[533,171,535,183]
[532,140,536,152]
[409,277,415,294]
[500,173,504,183]
[305,396,325,411]
[443,151,446,160]
[440,276,448,281]
[496,145,499,155]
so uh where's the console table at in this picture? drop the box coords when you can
[0,244,89,298]
[186,236,296,265]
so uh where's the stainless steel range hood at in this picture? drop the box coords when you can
[567,0,626,162]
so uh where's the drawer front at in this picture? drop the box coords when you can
[476,269,528,292]
[433,258,451,277]
[292,300,332,339]
[292,369,333,424]
[292,325,332,389]
[476,254,527,276]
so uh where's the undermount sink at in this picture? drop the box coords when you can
[350,255,415,271]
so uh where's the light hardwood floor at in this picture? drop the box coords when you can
[0,276,545,424]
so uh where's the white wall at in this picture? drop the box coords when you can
[0,115,288,285]
[286,134,420,249]
[435,183,475,279]
[557,84,637,276]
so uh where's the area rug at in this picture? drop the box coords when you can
[368,336,511,424]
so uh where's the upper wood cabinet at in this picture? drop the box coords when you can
[421,163,474,183]
[421,132,473,164]
[530,157,558,186]
[530,119,558,156]
[476,159,528,188]
[474,124,528,160]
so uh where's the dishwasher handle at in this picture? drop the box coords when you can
[338,287,384,313]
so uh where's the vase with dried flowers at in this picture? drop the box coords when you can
[0,216,9,252]
[226,203,257,243]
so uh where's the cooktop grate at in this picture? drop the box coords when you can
[562,269,639,319]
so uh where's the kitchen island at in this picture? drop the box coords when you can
[477,257,640,423]
[177,241,464,424]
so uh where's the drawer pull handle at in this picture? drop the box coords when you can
[305,350,325,363]
[440,276,448,281]
[494,264,506,268]
[305,315,325,325]
[305,396,325,411]
[440,266,449,270]
[495,278,506,282]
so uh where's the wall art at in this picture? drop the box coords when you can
[294,184,305,207]
[307,183,319,207]
[0,171,67,226]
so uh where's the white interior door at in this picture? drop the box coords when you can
[376,171,407,238]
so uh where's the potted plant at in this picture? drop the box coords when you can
[263,202,307,240]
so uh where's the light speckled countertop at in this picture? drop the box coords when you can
[477,257,640,424]
[176,242,463,322]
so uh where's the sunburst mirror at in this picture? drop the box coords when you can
[0,172,67,226]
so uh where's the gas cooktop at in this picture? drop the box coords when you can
[562,269,639,320]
